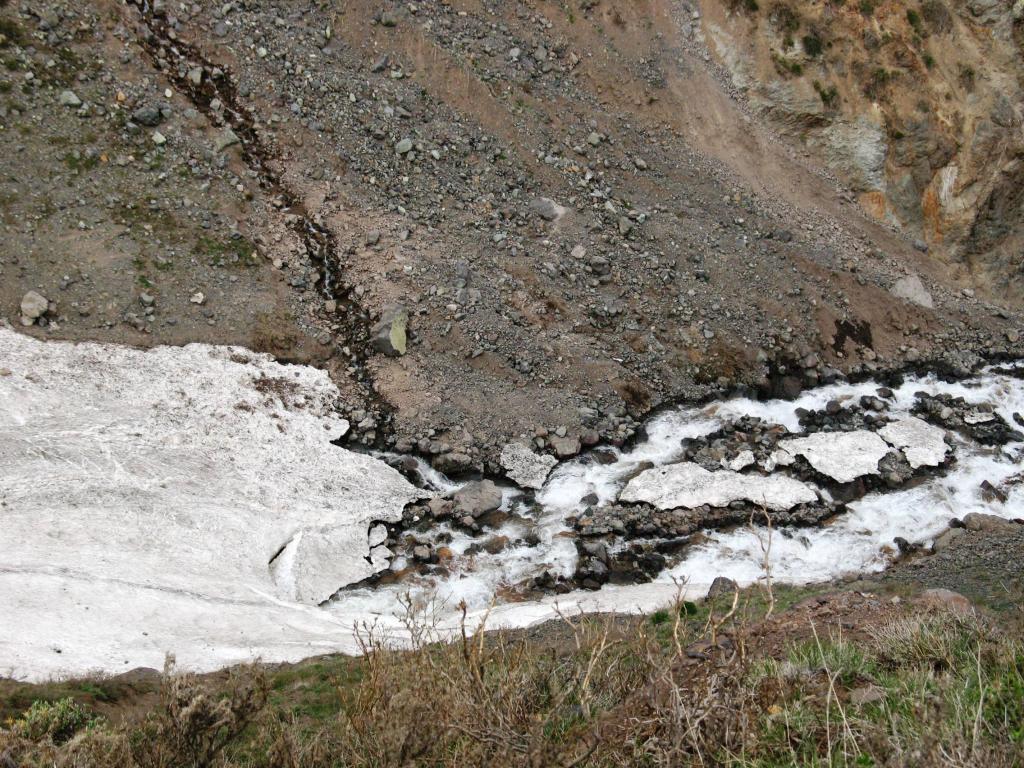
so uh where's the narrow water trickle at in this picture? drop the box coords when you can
[124,0,391,429]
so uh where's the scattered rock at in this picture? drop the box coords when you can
[891,274,934,309]
[215,129,241,152]
[916,588,973,615]
[549,434,581,458]
[453,480,503,518]
[132,104,163,126]
[962,512,1017,533]
[932,527,964,553]
[530,197,567,222]
[707,576,738,599]
[19,291,48,325]
[370,306,408,357]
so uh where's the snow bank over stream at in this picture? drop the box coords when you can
[2,328,1022,681]
[0,328,424,680]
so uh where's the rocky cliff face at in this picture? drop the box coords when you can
[702,0,1024,299]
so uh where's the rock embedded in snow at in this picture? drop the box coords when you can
[773,431,891,483]
[619,462,818,512]
[500,442,557,490]
[878,417,950,469]
[0,328,426,678]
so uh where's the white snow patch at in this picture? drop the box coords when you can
[620,462,818,511]
[773,431,891,483]
[0,328,425,680]
[878,417,950,469]
[4,328,1023,682]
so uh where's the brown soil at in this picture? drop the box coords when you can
[1,0,1021,467]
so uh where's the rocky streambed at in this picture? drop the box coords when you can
[1,327,1022,681]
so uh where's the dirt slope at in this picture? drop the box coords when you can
[1,0,1021,473]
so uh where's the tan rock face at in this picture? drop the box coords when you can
[703,0,1024,297]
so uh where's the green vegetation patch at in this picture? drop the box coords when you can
[3,586,1022,766]
[196,233,259,268]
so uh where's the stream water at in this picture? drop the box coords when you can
[329,363,1024,630]
[3,326,1023,679]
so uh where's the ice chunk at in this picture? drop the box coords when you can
[773,431,890,483]
[619,462,817,511]
[878,417,950,469]
[500,442,558,490]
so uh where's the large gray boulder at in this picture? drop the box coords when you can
[453,480,503,517]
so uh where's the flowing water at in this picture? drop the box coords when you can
[330,364,1024,631]
[3,325,1022,678]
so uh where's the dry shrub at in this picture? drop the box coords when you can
[301,600,661,767]
[0,657,268,768]
[4,593,1023,768]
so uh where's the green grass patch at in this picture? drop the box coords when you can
[0,16,25,48]
[197,233,259,268]
[814,80,840,108]
[4,588,1023,766]
[63,150,99,173]
[802,33,823,57]
[772,52,804,77]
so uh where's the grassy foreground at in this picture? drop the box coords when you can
[1,586,1022,767]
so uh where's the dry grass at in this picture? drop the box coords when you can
[2,593,1022,767]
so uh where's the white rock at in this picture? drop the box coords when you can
[773,431,890,483]
[0,329,426,679]
[500,442,558,490]
[619,462,817,512]
[20,290,48,323]
[152,131,166,146]
[190,291,206,305]
[878,417,949,469]
[58,90,81,107]
[891,274,934,309]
